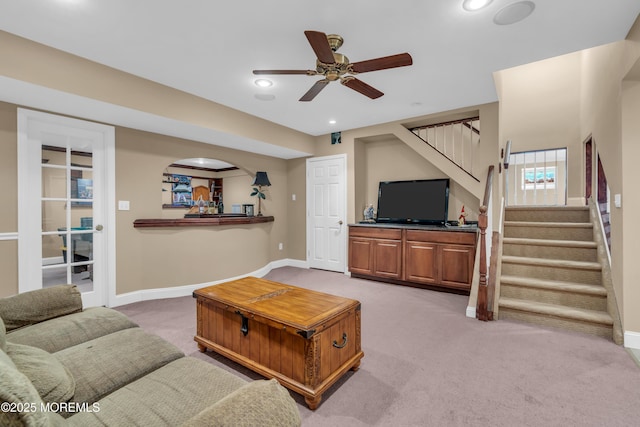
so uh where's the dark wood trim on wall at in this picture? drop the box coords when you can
[133,216,274,228]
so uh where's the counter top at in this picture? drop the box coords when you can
[348,222,478,233]
[133,215,274,228]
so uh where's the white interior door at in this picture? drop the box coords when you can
[306,154,347,272]
[18,109,114,308]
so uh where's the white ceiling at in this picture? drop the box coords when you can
[1,0,639,153]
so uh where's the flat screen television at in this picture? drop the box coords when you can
[376,178,450,225]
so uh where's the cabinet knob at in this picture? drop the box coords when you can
[338,220,343,225]
[95,224,104,231]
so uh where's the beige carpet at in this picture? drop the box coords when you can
[116,267,640,426]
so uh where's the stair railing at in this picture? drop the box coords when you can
[476,165,494,321]
[408,117,480,180]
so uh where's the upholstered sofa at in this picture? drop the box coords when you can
[0,285,301,426]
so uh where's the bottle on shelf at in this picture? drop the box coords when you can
[197,196,205,214]
[218,196,224,214]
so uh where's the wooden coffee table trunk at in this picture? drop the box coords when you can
[193,277,364,409]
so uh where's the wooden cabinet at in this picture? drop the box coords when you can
[348,228,402,279]
[404,241,438,284]
[349,226,477,293]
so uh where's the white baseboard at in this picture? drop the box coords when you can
[466,306,476,319]
[109,258,308,308]
[624,331,640,350]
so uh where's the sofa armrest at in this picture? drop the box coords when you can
[0,285,82,332]
[181,379,301,427]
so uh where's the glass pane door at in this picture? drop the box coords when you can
[18,108,112,308]
[41,142,95,293]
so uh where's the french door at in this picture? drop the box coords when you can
[306,154,347,272]
[18,109,114,307]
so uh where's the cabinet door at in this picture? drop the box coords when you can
[373,239,402,279]
[349,238,374,275]
[440,244,475,290]
[404,241,438,284]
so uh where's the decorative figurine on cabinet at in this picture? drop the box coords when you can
[363,204,375,222]
[458,205,467,226]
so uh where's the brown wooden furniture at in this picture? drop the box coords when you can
[192,185,210,203]
[349,225,477,292]
[193,277,364,410]
[133,215,274,228]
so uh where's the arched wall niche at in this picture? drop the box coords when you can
[161,157,257,214]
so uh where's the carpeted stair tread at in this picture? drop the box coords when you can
[504,221,593,228]
[505,206,588,211]
[499,297,613,325]
[500,275,607,296]
[501,255,601,270]
[502,237,597,249]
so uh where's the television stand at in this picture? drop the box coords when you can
[348,224,477,293]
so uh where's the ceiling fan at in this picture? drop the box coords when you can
[253,31,413,102]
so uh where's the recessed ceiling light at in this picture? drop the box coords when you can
[254,79,273,88]
[329,120,337,125]
[462,0,493,11]
[493,1,535,25]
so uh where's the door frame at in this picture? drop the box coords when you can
[306,153,348,273]
[17,108,116,307]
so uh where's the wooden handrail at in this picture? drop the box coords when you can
[503,140,512,170]
[408,116,479,131]
[476,165,494,321]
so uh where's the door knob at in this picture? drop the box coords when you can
[95,224,104,231]
[338,220,343,225]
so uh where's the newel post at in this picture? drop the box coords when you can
[476,205,489,321]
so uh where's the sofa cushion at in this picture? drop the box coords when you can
[6,306,138,353]
[0,285,82,332]
[6,342,76,404]
[55,327,184,409]
[66,357,249,427]
[0,349,66,427]
[182,379,301,427]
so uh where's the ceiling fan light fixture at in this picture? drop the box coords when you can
[462,0,493,11]
[254,79,273,88]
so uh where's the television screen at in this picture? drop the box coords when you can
[376,179,449,225]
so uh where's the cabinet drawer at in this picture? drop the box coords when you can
[406,229,476,245]
[349,226,402,240]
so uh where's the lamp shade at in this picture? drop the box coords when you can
[252,171,271,187]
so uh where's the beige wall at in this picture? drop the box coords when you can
[622,77,640,334]
[495,51,582,204]
[113,127,290,294]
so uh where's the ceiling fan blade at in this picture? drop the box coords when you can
[304,31,336,64]
[350,53,413,73]
[300,79,330,102]
[253,69,316,75]
[341,77,384,99]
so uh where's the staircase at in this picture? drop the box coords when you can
[409,117,480,180]
[497,206,616,341]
